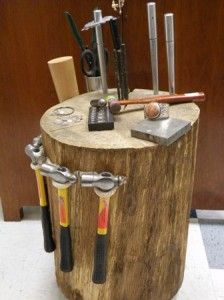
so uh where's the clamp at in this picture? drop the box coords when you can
[40,162,77,272]
[25,136,55,253]
[80,171,126,284]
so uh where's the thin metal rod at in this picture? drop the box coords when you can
[94,10,108,94]
[164,13,175,94]
[147,2,159,95]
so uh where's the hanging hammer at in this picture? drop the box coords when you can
[80,171,126,284]
[25,136,55,253]
[40,162,77,272]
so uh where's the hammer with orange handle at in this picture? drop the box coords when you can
[80,172,126,284]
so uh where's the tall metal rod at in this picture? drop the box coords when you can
[94,9,108,94]
[164,13,175,94]
[147,2,159,95]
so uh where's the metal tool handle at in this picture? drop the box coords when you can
[64,11,85,51]
[35,169,55,253]
[109,18,122,50]
[164,13,175,94]
[120,44,129,99]
[41,206,55,253]
[92,234,108,284]
[147,2,159,95]
[94,9,108,94]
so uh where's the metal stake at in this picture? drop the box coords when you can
[94,10,108,94]
[164,13,175,94]
[147,2,159,95]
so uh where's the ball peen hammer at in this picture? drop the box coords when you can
[40,162,77,272]
[80,172,126,284]
[25,137,55,253]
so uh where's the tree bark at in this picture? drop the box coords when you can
[41,89,200,300]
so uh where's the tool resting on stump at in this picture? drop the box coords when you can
[25,136,55,253]
[40,162,77,272]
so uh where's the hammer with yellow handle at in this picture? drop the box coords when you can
[25,136,55,253]
[40,162,77,272]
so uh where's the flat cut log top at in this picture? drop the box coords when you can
[40,89,200,150]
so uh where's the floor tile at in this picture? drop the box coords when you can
[174,223,216,300]
[210,269,224,297]
[199,223,224,269]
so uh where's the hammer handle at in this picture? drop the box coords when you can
[58,187,74,272]
[92,234,108,284]
[92,197,110,284]
[35,169,55,253]
[118,92,205,105]
[60,226,73,272]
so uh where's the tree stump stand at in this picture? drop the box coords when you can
[40,89,200,300]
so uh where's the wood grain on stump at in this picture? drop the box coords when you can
[40,89,200,300]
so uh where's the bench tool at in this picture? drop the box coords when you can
[146,2,169,120]
[82,10,114,94]
[40,162,77,272]
[109,17,129,99]
[108,92,205,114]
[80,172,126,284]
[25,136,55,253]
[131,12,200,146]
[147,2,159,95]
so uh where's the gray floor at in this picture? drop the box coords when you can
[197,210,224,270]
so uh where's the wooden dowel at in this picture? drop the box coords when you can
[48,56,79,102]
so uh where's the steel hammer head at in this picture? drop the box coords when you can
[80,171,126,192]
[32,135,42,148]
[40,162,77,185]
[25,144,45,165]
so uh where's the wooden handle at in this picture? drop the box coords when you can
[48,56,79,102]
[119,92,205,105]
[109,92,205,114]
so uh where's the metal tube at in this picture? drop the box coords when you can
[147,2,159,95]
[164,13,175,94]
[94,10,108,94]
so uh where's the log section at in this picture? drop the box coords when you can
[41,89,199,300]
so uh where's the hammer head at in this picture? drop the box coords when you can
[80,171,126,192]
[40,162,77,184]
[25,144,45,165]
[32,135,42,148]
